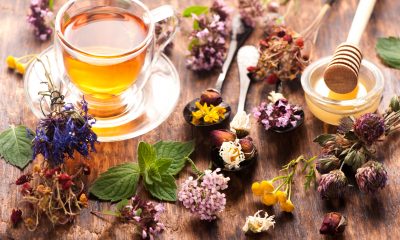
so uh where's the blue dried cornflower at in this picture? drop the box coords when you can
[27,0,53,41]
[186,0,231,71]
[32,98,97,166]
[354,113,385,145]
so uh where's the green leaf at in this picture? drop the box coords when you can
[313,134,336,146]
[138,141,156,173]
[154,141,195,175]
[48,0,54,10]
[147,163,162,183]
[188,38,200,51]
[376,37,400,69]
[182,6,209,17]
[144,174,177,201]
[89,163,140,202]
[193,20,200,30]
[0,125,35,169]
[156,158,173,173]
[115,199,129,211]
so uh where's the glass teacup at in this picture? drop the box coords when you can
[54,0,178,120]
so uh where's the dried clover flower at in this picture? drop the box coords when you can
[248,26,308,82]
[242,210,275,233]
[28,0,53,41]
[178,168,229,221]
[13,162,89,231]
[317,170,347,199]
[253,95,302,130]
[191,101,227,125]
[230,110,251,137]
[186,0,231,71]
[354,113,385,145]
[219,139,246,169]
[320,212,347,236]
[355,161,388,193]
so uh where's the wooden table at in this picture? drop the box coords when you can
[1,0,400,239]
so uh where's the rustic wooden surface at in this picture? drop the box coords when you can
[1,0,400,239]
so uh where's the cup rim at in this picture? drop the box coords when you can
[301,56,384,107]
[54,0,155,58]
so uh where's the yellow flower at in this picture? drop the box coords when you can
[280,199,295,212]
[251,182,263,196]
[262,193,277,206]
[24,217,36,229]
[36,184,52,195]
[260,180,274,193]
[191,101,226,125]
[6,55,16,69]
[275,190,287,203]
[15,62,26,75]
[79,193,89,207]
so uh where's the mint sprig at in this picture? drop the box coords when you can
[90,141,195,202]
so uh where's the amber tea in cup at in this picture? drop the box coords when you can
[61,10,148,99]
[55,0,178,119]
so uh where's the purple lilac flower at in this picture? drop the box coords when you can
[178,168,230,221]
[253,98,302,130]
[355,161,388,193]
[27,0,53,41]
[353,113,385,145]
[239,0,265,27]
[186,0,231,71]
[32,98,97,165]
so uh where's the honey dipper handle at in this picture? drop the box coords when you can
[347,0,377,45]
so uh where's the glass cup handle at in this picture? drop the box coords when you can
[150,5,179,60]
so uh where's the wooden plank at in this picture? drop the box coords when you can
[0,0,399,239]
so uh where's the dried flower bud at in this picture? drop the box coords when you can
[210,129,237,148]
[317,170,347,199]
[355,161,388,193]
[354,113,385,145]
[320,212,347,236]
[62,180,74,190]
[21,182,33,195]
[389,96,400,112]
[58,173,72,183]
[315,155,341,174]
[200,88,222,106]
[45,167,61,178]
[239,138,256,160]
[10,209,22,227]
[15,174,32,185]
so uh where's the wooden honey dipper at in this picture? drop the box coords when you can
[323,0,377,94]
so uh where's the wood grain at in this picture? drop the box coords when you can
[1,0,400,239]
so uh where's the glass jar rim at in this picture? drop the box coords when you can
[301,56,384,107]
[54,0,155,58]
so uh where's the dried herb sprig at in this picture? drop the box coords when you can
[92,196,165,239]
[32,58,97,166]
[251,155,316,212]
[314,97,400,198]
[12,161,90,231]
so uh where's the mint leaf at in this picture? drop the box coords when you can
[376,37,400,69]
[138,141,156,173]
[90,163,140,202]
[145,174,177,201]
[0,125,34,169]
[182,6,209,17]
[154,141,195,176]
[146,163,162,184]
[156,158,173,173]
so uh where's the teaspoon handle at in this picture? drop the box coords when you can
[214,38,238,92]
[237,65,250,112]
